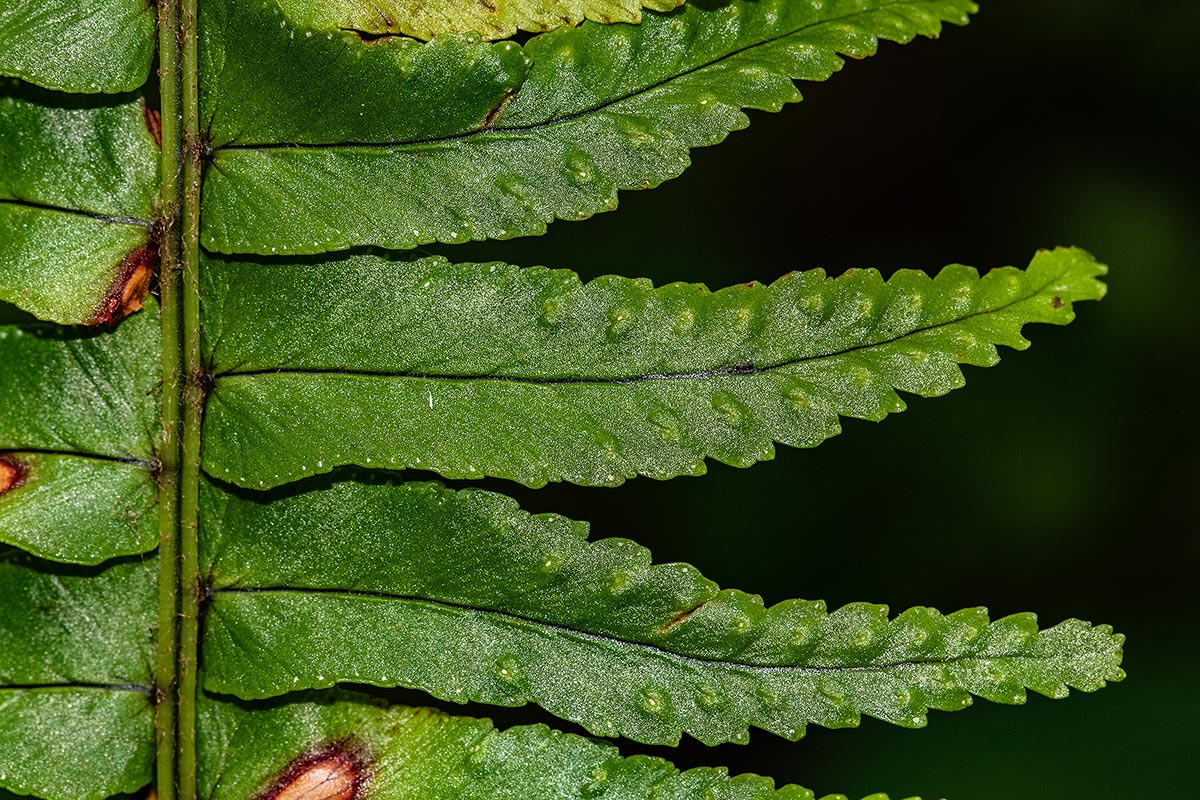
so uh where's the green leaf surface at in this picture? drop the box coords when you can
[0,302,160,462]
[199,689,911,800]
[200,479,1124,746]
[0,690,156,800]
[273,0,685,41]
[201,248,1106,490]
[0,554,156,800]
[0,304,159,563]
[0,453,157,564]
[1,87,160,324]
[200,0,976,255]
[0,1,157,93]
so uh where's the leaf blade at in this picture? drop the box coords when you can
[0,305,160,563]
[199,689,912,800]
[0,88,160,325]
[0,1,157,93]
[0,453,157,564]
[201,248,1107,489]
[0,689,155,800]
[200,0,976,254]
[0,303,161,462]
[199,479,1124,746]
[0,555,156,800]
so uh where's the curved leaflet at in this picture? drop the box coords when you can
[200,0,977,254]
[200,479,1124,746]
[0,86,160,325]
[201,248,1107,489]
[0,0,157,93]
[0,554,156,800]
[0,305,161,562]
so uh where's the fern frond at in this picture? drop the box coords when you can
[200,689,917,800]
[0,1,157,93]
[0,305,160,562]
[0,88,160,324]
[0,555,156,800]
[200,0,977,254]
[201,479,1125,746]
[201,248,1106,490]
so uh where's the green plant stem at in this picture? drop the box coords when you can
[156,2,201,800]
[178,0,203,792]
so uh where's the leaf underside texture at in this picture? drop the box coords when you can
[199,0,977,254]
[0,306,160,563]
[272,0,685,41]
[0,88,160,325]
[199,690,913,800]
[0,555,156,800]
[201,248,1106,490]
[0,0,157,93]
[200,479,1124,747]
[201,690,912,800]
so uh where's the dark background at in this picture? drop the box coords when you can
[437,1,1199,797]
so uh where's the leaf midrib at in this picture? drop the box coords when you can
[0,197,154,228]
[0,448,155,468]
[214,586,1031,676]
[210,0,933,152]
[0,683,153,694]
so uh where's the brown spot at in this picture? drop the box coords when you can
[1051,296,1064,309]
[480,90,515,129]
[657,602,704,634]
[0,455,29,496]
[89,238,160,326]
[143,104,162,149]
[478,0,497,12]
[257,744,370,800]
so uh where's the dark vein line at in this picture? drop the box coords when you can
[213,3,916,153]
[0,198,155,229]
[0,682,154,695]
[0,448,155,469]
[215,586,999,675]
[216,363,762,383]
[212,280,1051,382]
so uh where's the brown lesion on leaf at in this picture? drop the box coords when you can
[88,237,160,326]
[0,455,29,497]
[1051,295,1064,309]
[143,103,162,150]
[657,602,705,634]
[256,741,372,800]
[478,0,498,12]
[480,90,516,130]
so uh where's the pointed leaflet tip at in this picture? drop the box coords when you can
[0,454,28,495]
[89,239,159,326]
